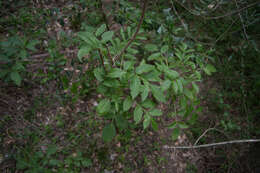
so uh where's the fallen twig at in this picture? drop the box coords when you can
[163,139,260,149]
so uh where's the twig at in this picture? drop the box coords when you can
[98,49,107,73]
[234,0,249,40]
[214,18,239,44]
[112,0,148,64]
[170,0,213,45]
[174,0,259,20]
[205,1,260,20]
[194,128,229,146]
[163,139,260,149]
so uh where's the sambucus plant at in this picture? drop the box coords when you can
[77,24,216,142]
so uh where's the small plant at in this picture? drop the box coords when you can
[77,24,216,142]
[0,36,39,86]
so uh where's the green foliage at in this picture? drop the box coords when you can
[15,145,92,173]
[0,36,39,85]
[77,23,215,142]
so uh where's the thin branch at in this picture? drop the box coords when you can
[112,0,148,64]
[234,0,248,40]
[98,49,107,73]
[163,139,260,149]
[194,128,229,146]
[205,1,260,20]
[174,0,259,20]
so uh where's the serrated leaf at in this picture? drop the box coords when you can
[176,79,183,93]
[149,109,162,116]
[97,99,111,114]
[78,32,95,45]
[124,61,134,71]
[184,88,194,100]
[142,70,161,82]
[145,44,158,52]
[78,46,91,62]
[141,84,149,101]
[134,105,143,124]
[151,118,158,131]
[192,82,199,93]
[143,114,151,129]
[172,128,180,141]
[95,24,106,36]
[136,63,154,74]
[10,71,21,86]
[142,100,156,109]
[107,68,126,78]
[160,45,169,54]
[127,47,138,54]
[101,31,114,43]
[161,80,171,91]
[150,85,166,103]
[102,123,116,142]
[165,69,179,79]
[148,52,161,61]
[94,68,105,82]
[123,97,132,111]
[130,75,141,99]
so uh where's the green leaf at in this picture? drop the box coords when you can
[149,109,162,116]
[26,39,40,51]
[123,97,133,111]
[141,84,150,101]
[150,85,166,103]
[134,105,143,124]
[172,81,178,94]
[97,99,111,114]
[107,68,126,78]
[204,64,216,75]
[142,99,156,109]
[49,159,61,166]
[160,45,169,54]
[124,61,134,71]
[168,122,177,129]
[148,52,161,61]
[151,118,159,131]
[10,71,21,86]
[142,70,161,82]
[81,159,92,167]
[184,88,194,100]
[143,114,151,129]
[94,67,105,82]
[95,24,106,36]
[145,44,158,52]
[165,69,179,79]
[78,32,96,45]
[101,31,114,43]
[130,75,141,99]
[115,115,128,130]
[178,122,189,129]
[78,46,91,62]
[192,82,199,94]
[102,123,116,142]
[176,79,183,93]
[171,128,180,141]
[136,63,154,74]
[161,80,171,91]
